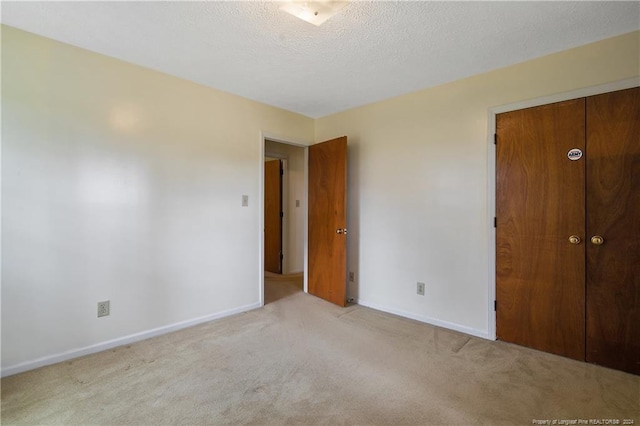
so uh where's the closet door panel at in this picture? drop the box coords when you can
[496,99,586,360]
[586,87,640,374]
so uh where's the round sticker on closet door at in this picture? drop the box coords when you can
[567,148,583,161]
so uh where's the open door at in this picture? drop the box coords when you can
[308,136,347,307]
[264,159,282,274]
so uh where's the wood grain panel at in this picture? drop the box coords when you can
[586,87,640,374]
[308,137,347,307]
[264,159,282,274]
[496,99,586,360]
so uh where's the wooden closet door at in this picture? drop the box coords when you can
[496,99,586,360]
[586,87,640,374]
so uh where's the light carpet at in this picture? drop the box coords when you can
[1,277,638,425]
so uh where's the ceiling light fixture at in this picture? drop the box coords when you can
[279,1,350,26]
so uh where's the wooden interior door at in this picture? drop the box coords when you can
[586,87,640,374]
[496,99,586,360]
[308,136,347,306]
[264,159,282,274]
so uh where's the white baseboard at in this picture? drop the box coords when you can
[1,302,261,378]
[356,298,490,340]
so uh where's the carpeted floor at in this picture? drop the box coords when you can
[1,276,638,425]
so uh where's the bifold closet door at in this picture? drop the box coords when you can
[585,87,640,374]
[496,99,586,361]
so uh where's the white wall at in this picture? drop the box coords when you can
[1,26,314,374]
[315,31,640,338]
[264,141,305,274]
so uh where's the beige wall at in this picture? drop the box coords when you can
[1,25,314,374]
[315,31,640,337]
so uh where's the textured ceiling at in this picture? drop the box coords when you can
[2,1,639,118]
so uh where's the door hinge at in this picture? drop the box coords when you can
[494,300,497,311]
[280,168,284,176]
[494,217,497,228]
[280,211,284,218]
[494,133,497,145]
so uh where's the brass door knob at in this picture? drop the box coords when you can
[336,229,343,234]
[569,235,581,244]
[591,236,604,245]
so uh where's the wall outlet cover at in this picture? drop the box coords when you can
[98,300,110,317]
[417,282,425,296]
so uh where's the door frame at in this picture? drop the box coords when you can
[486,77,638,340]
[259,132,310,307]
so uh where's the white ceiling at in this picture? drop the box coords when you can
[2,1,639,118]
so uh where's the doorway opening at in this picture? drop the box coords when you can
[262,137,308,305]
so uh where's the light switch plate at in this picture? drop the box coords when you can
[242,195,249,207]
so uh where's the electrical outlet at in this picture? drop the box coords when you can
[349,272,354,282]
[97,300,110,317]
[416,282,425,296]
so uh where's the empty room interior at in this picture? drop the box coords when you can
[1,1,639,425]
